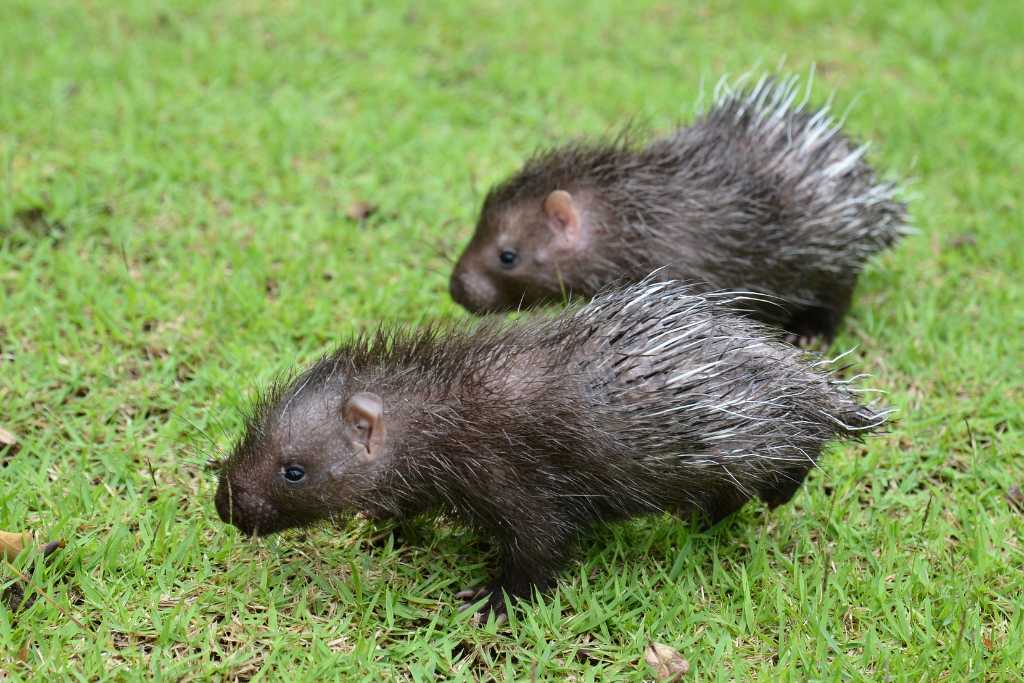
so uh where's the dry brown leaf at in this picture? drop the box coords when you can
[946,232,977,251]
[1007,485,1024,514]
[0,426,18,456]
[0,533,63,562]
[327,636,352,653]
[0,531,32,561]
[3,583,29,612]
[3,537,68,614]
[345,200,378,222]
[645,642,690,680]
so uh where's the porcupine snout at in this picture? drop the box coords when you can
[449,267,501,314]
[215,475,280,537]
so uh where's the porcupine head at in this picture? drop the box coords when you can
[214,384,391,537]
[449,187,599,314]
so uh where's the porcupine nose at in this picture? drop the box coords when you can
[449,269,499,314]
[215,478,264,536]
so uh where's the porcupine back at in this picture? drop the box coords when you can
[522,280,886,520]
[311,280,885,531]
[637,75,906,305]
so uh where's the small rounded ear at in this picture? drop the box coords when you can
[543,190,582,242]
[343,392,387,461]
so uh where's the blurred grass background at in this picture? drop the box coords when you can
[1,0,1021,679]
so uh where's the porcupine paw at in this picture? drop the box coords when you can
[455,586,509,625]
[784,332,822,348]
[784,306,841,349]
[783,327,834,349]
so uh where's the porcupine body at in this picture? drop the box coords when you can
[216,280,886,615]
[449,74,910,343]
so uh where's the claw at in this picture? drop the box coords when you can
[455,587,488,601]
[455,585,509,625]
[784,332,824,349]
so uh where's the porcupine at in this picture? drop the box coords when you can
[214,280,886,617]
[449,73,910,344]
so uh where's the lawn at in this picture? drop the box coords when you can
[1,0,1022,680]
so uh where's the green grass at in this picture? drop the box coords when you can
[2,0,1022,679]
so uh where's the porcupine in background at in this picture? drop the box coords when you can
[450,74,910,344]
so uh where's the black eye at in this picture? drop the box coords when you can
[499,248,518,268]
[282,465,305,483]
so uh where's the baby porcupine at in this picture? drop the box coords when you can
[215,280,886,617]
[450,73,910,344]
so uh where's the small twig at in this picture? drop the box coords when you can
[119,241,131,274]
[963,417,976,454]
[145,456,159,489]
[919,492,934,534]
[3,558,86,630]
[40,540,65,558]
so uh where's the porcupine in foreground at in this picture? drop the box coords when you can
[449,74,910,343]
[215,280,886,616]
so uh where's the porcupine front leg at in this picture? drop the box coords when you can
[757,463,815,509]
[701,489,754,527]
[784,287,854,347]
[456,524,575,619]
